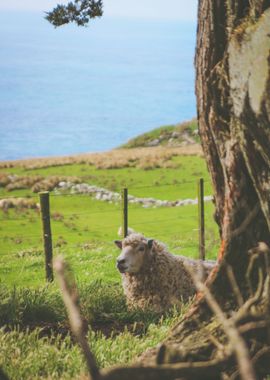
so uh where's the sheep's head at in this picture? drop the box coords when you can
[114,233,154,274]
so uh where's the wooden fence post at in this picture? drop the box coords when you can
[39,191,53,282]
[122,188,128,238]
[198,178,205,261]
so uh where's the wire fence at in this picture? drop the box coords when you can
[0,177,212,198]
[0,179,220,281]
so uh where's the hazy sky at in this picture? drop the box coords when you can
[0,0,198,20]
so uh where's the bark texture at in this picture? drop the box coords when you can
[137,1,270,377]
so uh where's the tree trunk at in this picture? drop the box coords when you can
[48,2,270,378]
[138,1,270,377]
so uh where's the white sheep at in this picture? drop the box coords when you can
[114,233,216,312]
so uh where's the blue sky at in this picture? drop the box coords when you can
[0,0,198,20]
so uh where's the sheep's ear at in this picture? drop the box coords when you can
[114,240,122,249]
[147,239,154,249]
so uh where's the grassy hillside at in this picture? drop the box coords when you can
[121,118,199,148]
[0,153,217,288]
[0,120,220,379]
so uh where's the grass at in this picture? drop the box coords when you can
[0,155,212,201]
[0,145,202,172]
[0,311,183,380]
[121,118,199,148]
[0,198,218,287]
[0,152,217,289]
[0,281,188,379]
[0,132,221,378]
[0,281,164,330]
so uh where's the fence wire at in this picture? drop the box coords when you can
[0,179,219,277]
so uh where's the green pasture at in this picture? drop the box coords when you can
[0,196,218,288]
[0,155,220,379]
[0,155,212,200]
[0,156,218,288]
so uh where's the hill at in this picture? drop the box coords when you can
[121,118,199,149]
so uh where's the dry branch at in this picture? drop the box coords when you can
[184,263,257,380]
[225,264,244,307]
[54,257,100,380]
[100,358,228,380]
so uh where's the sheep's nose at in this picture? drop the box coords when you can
[117,258,127,272]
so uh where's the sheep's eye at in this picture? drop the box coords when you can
[138,246,145,252]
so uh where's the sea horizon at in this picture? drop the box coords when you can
[0,11,196,160]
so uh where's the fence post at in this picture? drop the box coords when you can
[198,178,205,261]
[122,188,128,238]
[39,191,53,282]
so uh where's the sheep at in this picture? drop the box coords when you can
[114,233,216,312]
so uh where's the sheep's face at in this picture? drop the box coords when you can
[115,239,154,274]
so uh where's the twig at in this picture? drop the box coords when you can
[230,346,270,380]
[54,257,100,380]
[238,320,268,335]
[251,346,270,365]
[225,264,244,307]
[230,203,260,239]
[246,254,259,296]
[258,242,270,344]
[100,358,229,380]
[264,274,270,344]
[236,267,264,322]
[208,334,225,351]
[184,263,257,380]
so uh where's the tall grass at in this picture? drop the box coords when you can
[0,310,184,380]
[0,281,171,330]
[0,282,188,379]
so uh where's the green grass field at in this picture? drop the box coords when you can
[0,149,220,379]
[0,155,218,287]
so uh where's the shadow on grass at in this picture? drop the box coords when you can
[0,281,174,338]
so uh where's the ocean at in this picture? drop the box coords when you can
[0,12,196,160]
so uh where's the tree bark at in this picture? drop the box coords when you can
[138,1,270,377]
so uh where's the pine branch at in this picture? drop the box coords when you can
[45,0,103,27]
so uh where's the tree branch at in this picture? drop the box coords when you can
[225,264,244,307]
[100,358,229,380]
[45,0,103,27]
[54,257,100,380]
[184,263,257,380]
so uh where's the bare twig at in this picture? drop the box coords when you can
[246,254,259,296]
[54,257,100,380]
[251,346,270,365]
[230,346,270,380]
[208,334,225,352]
[184,263,257,380]
[236,267,264,323]
[238,320,268,334]
[255,242,270,343]
[230,203,260,239]
[100,358,229,380]
[225,264,244,307]
[264,274,270,344]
